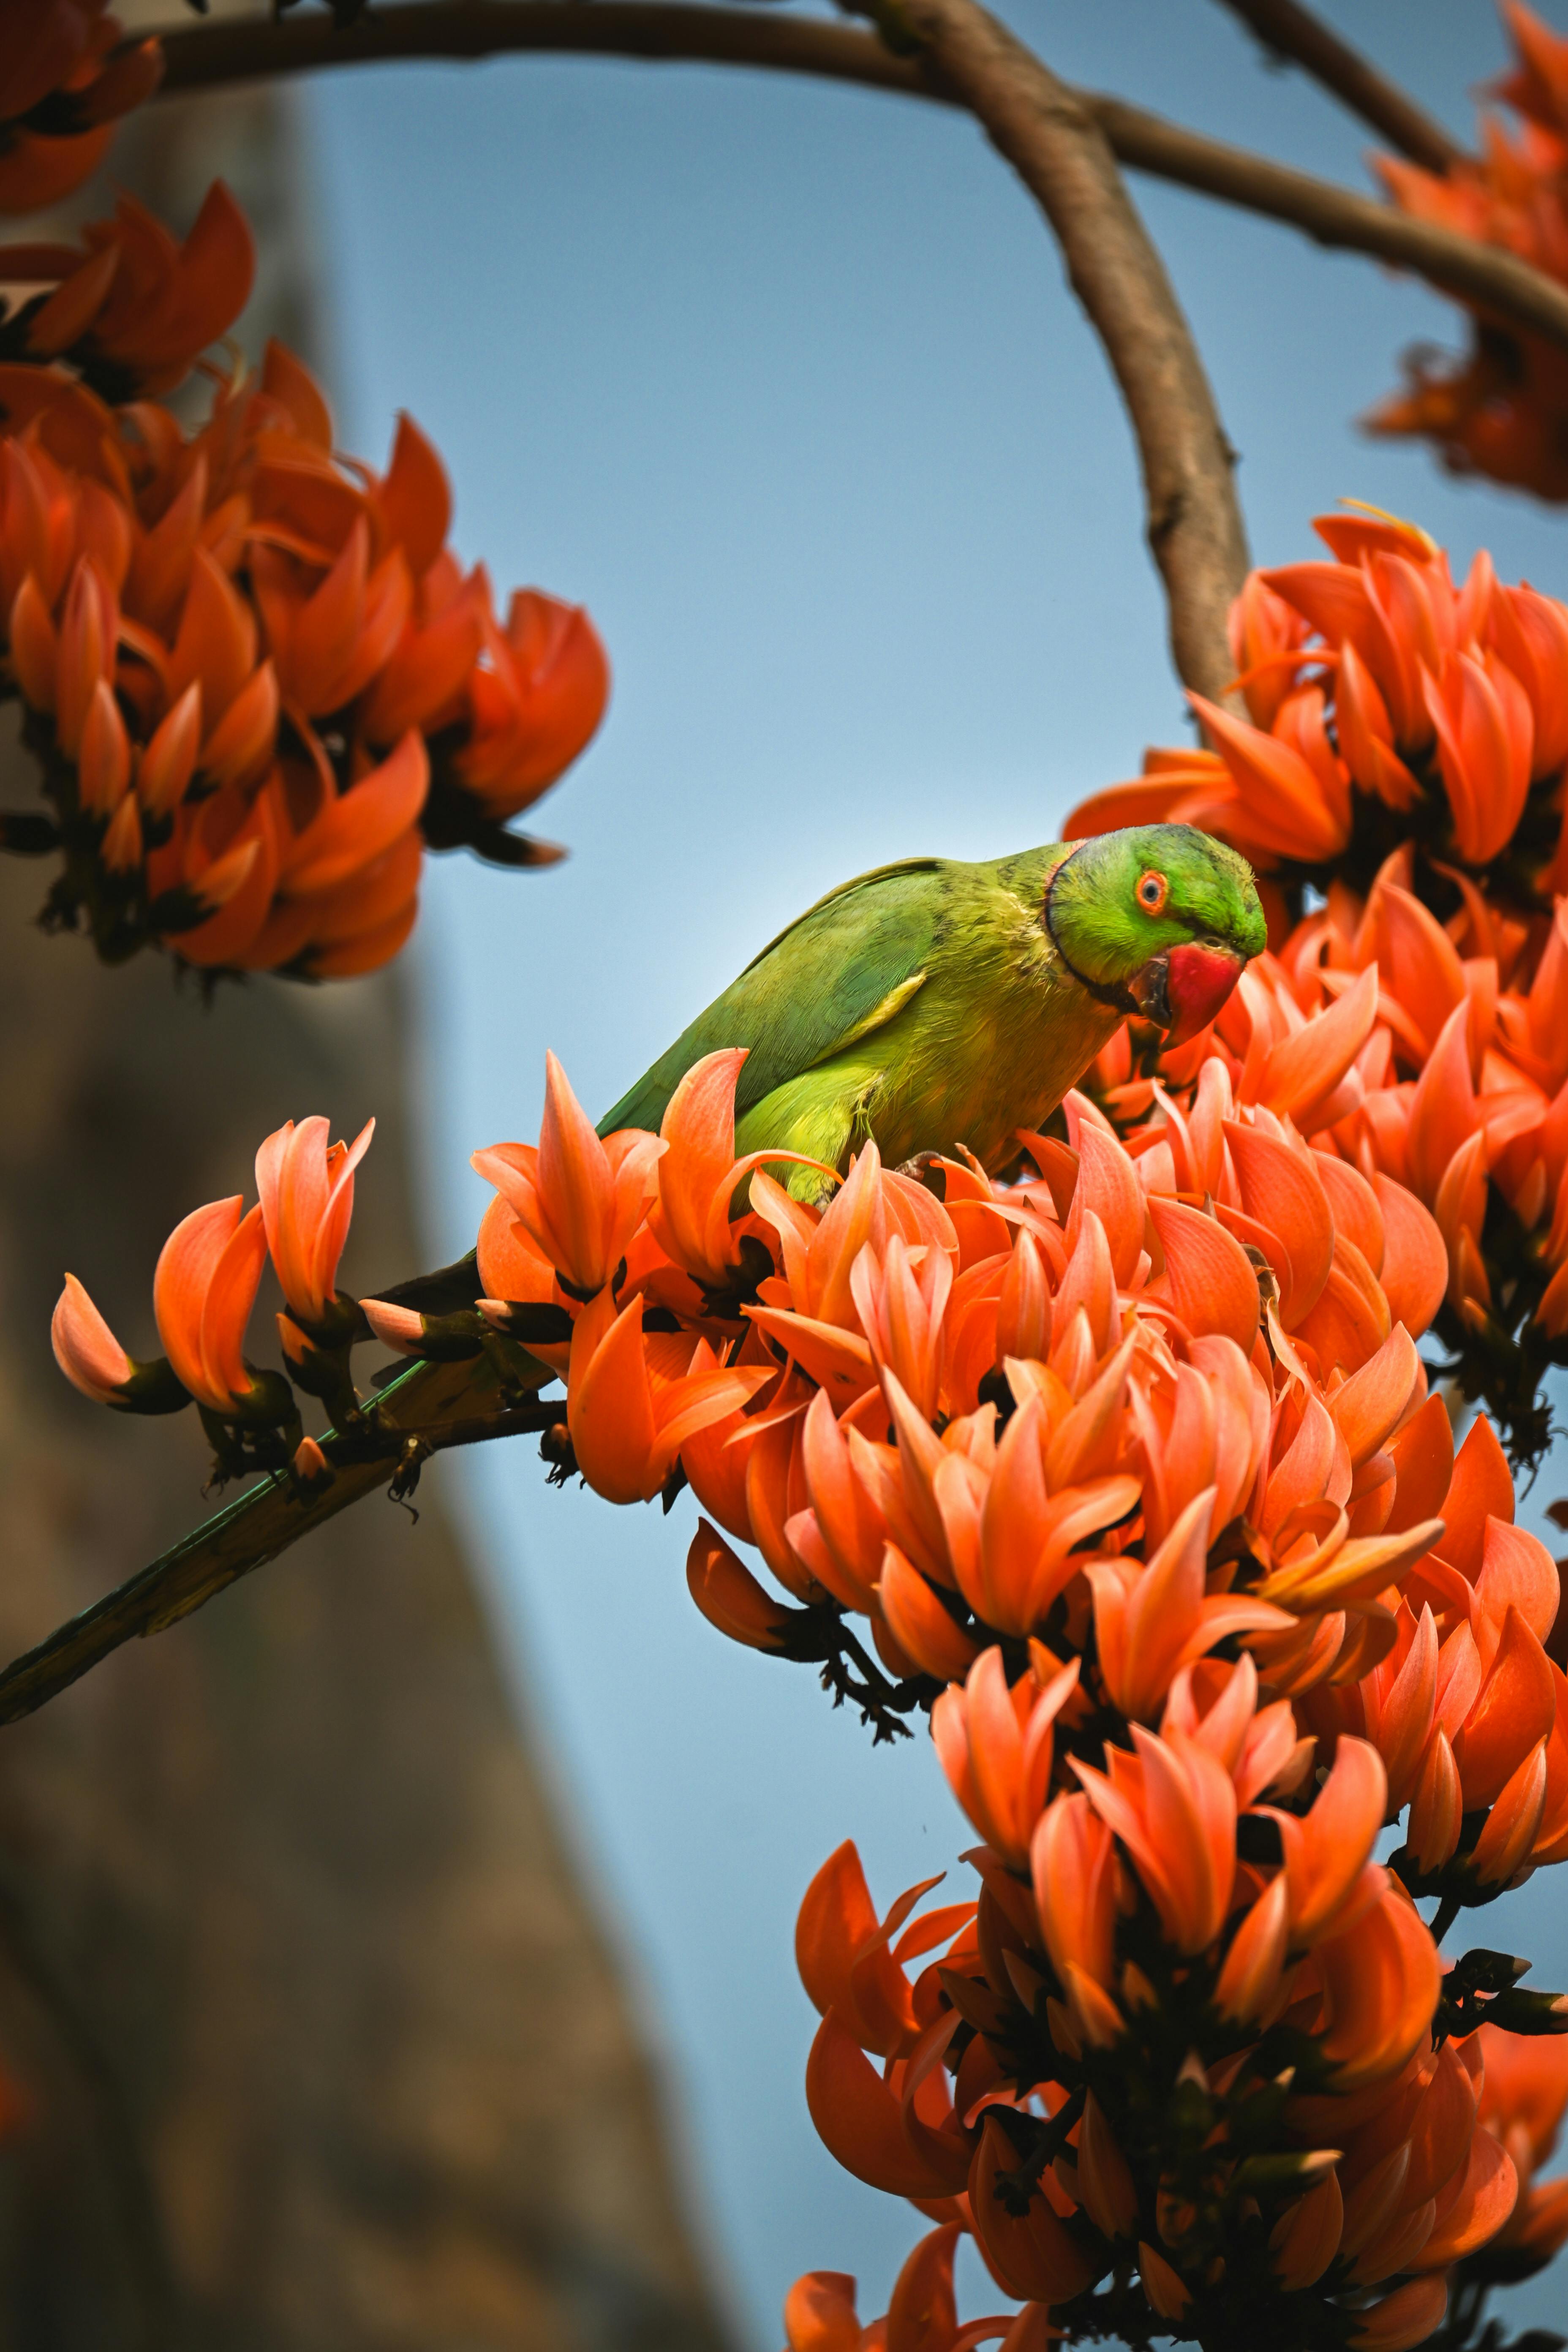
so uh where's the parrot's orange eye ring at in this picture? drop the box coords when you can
[1136,870,1168,915]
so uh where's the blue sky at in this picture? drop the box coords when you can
[306,5,1568,2339]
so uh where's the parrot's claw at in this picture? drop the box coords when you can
[892,1152,943,1193]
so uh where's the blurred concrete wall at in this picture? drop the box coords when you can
[0,68,727,2352]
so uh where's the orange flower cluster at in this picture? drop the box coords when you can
[789,1846,1568,2351]
[0,182,255,403]
[1363,3,1568,501]
[0,0,162,218]
[54,1110,378,1462]
[1070,505,1567,899]
[1,256,609,977]
[1470,2026,1568,2284]
[1304,1418,1568,1903]
[441,1048,1568,2347]
[1069,505,1568,1459]
[51,1045,1568,2349]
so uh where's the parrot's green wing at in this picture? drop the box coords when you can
[597,857,947,1137]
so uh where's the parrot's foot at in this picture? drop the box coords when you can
[892,1152,942,1190]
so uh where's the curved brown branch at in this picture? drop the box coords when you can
[847,0,1248,701]
[1213,0,1464,173]
[155,11,1568,461]
[166,1,1253,691]
[155,2,943,102]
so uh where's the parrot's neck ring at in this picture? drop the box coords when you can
[1043,851,1142,1019]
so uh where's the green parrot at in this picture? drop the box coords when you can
[381,822,1264,1314]
[597,823,1266,1197]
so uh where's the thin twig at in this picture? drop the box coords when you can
[153,12,1568,411]
[0,1357,555,1729]
[1212,0,1464,174]
[844,0,1249,700]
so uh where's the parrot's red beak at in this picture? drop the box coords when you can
[1132,942,1245,1047]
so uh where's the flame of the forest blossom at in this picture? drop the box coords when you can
[55,1033,1568,2351]
[782,2225,1041,2352]
[0,291,610,980]
[0,184,255,399]
[468,1049,1465,1704]
[1363,4,1568,503]
[1303,1414,1568,1888]
[455,1041,1568,2347]
[152,1195,269,1415]
[1475,2024,1568,2270]
[792,1767,1461,2346]
[473,1053,664,1300]
[51,1268,133,1403]
[0,2,163,217]
[52,1102,382,1435]
[1070,533,1568,1461]
[254,1115,374,1332]
[1066,505,1568,894]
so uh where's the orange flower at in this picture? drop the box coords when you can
[1365,5,1568,504]
[1302,1426,1568,1890]
[254,1114,373,1332]
[931,1646,1080,1867]
[783,2226,1024,2352]
[686,1519,795,1653]
[1085,1488,1293,1723]
[472,1054,663,1299]
[1476,2023,1568,2270]
[797,1559,1457,2341]
[565,1290,770,1503]
[645,1046,822,1293]
[0,3,161,216]
[473,1050,1465,1717]
[0,185,254,398]
[62,1046,1560,2351]
[1348,2279,1448,2352]
[151,1195,269,1416]
[50,1269,132,1404]
[50,1268,188,1414]
[446,587,610,823]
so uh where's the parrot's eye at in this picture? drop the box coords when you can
[1136,870,1168,915]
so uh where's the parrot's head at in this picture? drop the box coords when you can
[1045,824,1266,1046]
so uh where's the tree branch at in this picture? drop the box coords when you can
[159,3,1253,689]
[844,0,1248,700]
[166,3,1254,691]
[1211,0,1464,175]
[155,2,942,103]
[154,11,1568,454]
[1089,92,1568,354]
[0,1356,557,1729]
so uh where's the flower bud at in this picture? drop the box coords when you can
[78,678,130,814]
[101,794,142,874]
[1077,2094,1137,2240]
[687,1520,792,1652]
[139,683,201,817]
[291,1435,332,1492]
[360,1298,485,1361]
[52,1274,189,1414]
